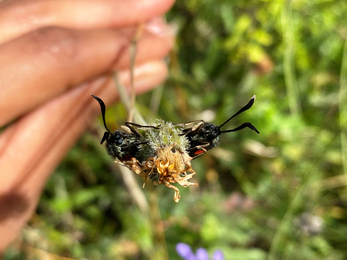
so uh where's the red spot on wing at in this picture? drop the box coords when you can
[120,155,132,162]
[194,150,204,155]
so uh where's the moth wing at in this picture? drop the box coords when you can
[176,120,205,136]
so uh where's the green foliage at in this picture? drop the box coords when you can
[6,0,347,259]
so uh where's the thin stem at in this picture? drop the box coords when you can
[339,39,347,186]
[113,24,168,259]
[282,0,301,117]
[148,183,169,260]
[128,23,145,122]
[150,84,164,115]
[113,72,146,125]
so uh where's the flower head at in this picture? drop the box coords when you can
[120,122,197,202]
[176,243,224,260]
[138,119,189,160]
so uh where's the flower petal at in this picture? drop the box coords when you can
[176,243,194,259]
[212,250,224,260]
[196,248,209,260]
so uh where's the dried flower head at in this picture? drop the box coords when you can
[142,144,197,202]
[121,121,197,202]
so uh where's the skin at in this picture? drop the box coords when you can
[0,0,175,253]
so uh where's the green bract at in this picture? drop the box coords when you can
[138,119,189,161]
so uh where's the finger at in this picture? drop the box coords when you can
[0,60,168,252]
[0,0,175,44]
[0,26,173,127]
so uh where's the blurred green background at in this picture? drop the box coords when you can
[5,0,347,259]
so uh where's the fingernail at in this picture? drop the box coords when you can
[144,17,177,37]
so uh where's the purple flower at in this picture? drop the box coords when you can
[176,243,224,260]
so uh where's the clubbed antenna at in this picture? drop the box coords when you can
[92,95,112,144]
[219,95,260,135]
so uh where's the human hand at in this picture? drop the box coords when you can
[0,0,174,252]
